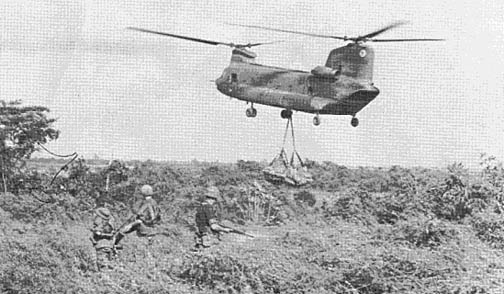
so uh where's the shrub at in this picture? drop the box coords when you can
[381,217,459,248]
[0,192,90,223]
[0,225,94,294]
[294,190,316,207]
[178,250,264,293]
[471,211,504,249]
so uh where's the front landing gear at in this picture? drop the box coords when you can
[246,105,257,118]
[280,109,293,119]
[313,114,321,126]
[351,116,359,127]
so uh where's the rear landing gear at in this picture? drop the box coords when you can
[351,116,359,127]
[313,114,321,126]
[280,109,292,119]
[246,105,257,117]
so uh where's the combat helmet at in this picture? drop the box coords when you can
[205,186,220,200]
[96,207,111,220]
[140,184,154,196]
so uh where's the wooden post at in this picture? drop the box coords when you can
[105,173,110,192]
[1,171,6,193]
[0,157,7,193]
[105,158,112,192]
[266,199,272,223]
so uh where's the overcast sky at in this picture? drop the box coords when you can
[1,0,503,168]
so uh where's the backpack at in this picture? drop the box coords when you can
[152,206,161,224]
[144,205,161,225]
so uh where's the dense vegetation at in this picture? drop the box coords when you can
[1,154,504,293]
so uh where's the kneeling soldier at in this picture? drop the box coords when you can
[194,186,232,249]
[90,207,116,270]
[114,184,161,247]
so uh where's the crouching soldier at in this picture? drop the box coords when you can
[114,184,161,247]
[194,186,233,249]
[90,207,116,270]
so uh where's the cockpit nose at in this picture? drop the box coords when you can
[215,69,228,87]
[215,75,227,94]
[215,76,222,87]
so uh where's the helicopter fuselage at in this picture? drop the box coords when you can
[215,60,379,116]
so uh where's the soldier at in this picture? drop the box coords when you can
[114,184,161,246]
[90,207,116,270]
[194,186,233,249]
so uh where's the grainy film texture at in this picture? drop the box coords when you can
[1,1,503,293]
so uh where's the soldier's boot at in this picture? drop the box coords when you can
[106,251,115,269]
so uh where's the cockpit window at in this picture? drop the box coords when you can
[231,73,238,83]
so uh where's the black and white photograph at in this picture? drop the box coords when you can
[1,0,503,293]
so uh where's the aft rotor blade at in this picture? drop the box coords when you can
[227,23,347,40]
[229,21,443,44]
[370,38,445,42]
[358,21,408,40]
[127,27,233,47]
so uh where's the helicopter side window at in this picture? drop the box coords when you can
[231,73,238,83]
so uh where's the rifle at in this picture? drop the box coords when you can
[221,225,255,238]
[113,214,138,238]
[89,228,113,243]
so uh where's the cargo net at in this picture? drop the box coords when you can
[263,118,313,186]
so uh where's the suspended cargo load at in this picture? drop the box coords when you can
[263,118,313,186]
[263,149,313,186]
[263,148,290,184]
[286,151,313,186]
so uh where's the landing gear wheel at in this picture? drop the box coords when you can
[313,115,321,126]
[246,107,257,118]
[280,109,292,119]
[351,117,359,127]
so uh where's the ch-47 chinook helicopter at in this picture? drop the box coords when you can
[128,22,443,126]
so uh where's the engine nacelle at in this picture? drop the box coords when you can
[310,65,340,79]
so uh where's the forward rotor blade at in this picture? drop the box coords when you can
[358,21,408,40]
[370,38,445,42]
[246,40,285,47]
[127,27,233,47]
[226,23,347,40]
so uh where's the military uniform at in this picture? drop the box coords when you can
[115,185,161,246]
[194,186,230,249]
[195,200,220,248]
[90,207,116,270]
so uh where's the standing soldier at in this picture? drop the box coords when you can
[90,207,116,270]
[194,186,233,249]
[114,184,161,246]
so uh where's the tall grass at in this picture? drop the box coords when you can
[1,156,503,293]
